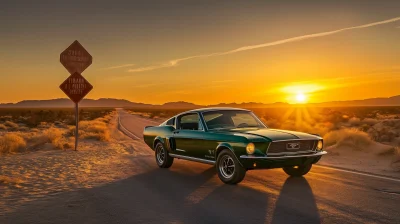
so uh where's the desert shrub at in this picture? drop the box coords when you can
[362,118,379,126]
[27,127,69,150]
[43,128,63,143]
[77,119,110,141]
[359,124,371,132]
[4,121,19,130]
[367,126,397,142]
[348,117,361,126]
[0,133,27,154]
[324,128,373,150]
[51,137,73,150]
[0,108,113,127]
[18,126,30,132]
[0,124,7,130]
[379,119,400,129]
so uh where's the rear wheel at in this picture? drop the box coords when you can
[155,142,174,168]
[283,164,312,177]
[216,149,246,184]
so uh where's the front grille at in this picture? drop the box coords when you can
[267,140,316,154]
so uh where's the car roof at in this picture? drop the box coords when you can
[186,107,251,113]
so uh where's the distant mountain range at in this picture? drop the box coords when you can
[1,96,400,108]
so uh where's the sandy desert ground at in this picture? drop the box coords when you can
[0,113,152,215]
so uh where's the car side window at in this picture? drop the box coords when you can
[178,113,202,131]
[166,117,175,126]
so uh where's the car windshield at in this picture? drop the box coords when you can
[202,110,266,130]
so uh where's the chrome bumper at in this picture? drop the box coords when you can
[240,151,327,159]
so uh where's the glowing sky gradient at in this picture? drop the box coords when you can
[1,0,400,104]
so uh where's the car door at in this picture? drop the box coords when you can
[173,112,210,160]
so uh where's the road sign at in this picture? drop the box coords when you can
[60,40,92,74]
[59,40,93,151]
[59,72,93,104]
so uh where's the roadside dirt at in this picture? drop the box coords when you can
[320,142,400,178]
[0,114,152,216]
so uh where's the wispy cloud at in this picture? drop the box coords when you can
[101,64,135,70]
[127,16,400,73]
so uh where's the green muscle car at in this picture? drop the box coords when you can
[143,108,326,184]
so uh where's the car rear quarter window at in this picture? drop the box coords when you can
[178,113,201,130]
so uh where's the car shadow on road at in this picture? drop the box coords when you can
[0,159,318,224]
[271,177,321,224]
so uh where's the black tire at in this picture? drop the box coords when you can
[283,164,312,177]
[216,149,246,184]
[155,142,174,168]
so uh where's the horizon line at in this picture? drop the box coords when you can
[1,95,399,106]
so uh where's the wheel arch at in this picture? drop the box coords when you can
[153,136,165,151]
[215,143,243,167]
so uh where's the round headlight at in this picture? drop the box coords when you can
[246,143,255,154]
[317,140,323,150]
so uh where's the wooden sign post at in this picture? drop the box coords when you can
[59,41,93,151]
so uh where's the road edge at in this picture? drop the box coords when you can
[118,114,141,140]
[315,164,400,182]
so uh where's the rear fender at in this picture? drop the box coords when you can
[153,136,176,153]
[153,137,165,151]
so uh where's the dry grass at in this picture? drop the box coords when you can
[324,128,373,150]
[362,118,379,126]
[26,127,72,150]
[0,124,7,130]
[0,133,27,154]
[0,175,23,185]
[4,121,19,131]
[74,119,110,141]
[0,109,113,155]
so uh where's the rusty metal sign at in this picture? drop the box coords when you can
[60,40,92,74]
[59,72,93,104]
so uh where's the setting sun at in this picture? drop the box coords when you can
[296,93,307,103]
[280,84,320,104]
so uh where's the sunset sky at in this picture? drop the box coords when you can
[1,0,400,105]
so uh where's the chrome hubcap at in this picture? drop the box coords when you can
[219,155,235,179]
[156,145,165,164]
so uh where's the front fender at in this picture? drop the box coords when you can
[215,142,244,167]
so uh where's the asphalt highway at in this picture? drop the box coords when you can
[2,110,399,224]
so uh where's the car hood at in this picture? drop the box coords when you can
[224,128,321,141]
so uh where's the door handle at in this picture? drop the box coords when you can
[173,130,179,134]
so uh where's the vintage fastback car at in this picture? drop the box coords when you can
[143,108,326,184]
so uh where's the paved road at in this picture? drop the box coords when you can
[2,110,399,224]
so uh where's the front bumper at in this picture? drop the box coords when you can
[239,151,327,169]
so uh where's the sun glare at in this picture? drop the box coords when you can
[296,93,307,103]
[280,83,323,104]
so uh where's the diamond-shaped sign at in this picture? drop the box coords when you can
[59,72,93,103]
[60,40,92,74]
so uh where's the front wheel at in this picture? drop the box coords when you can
[216,149,246,184]
[282,164,312,177]
[155,142,174,168]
